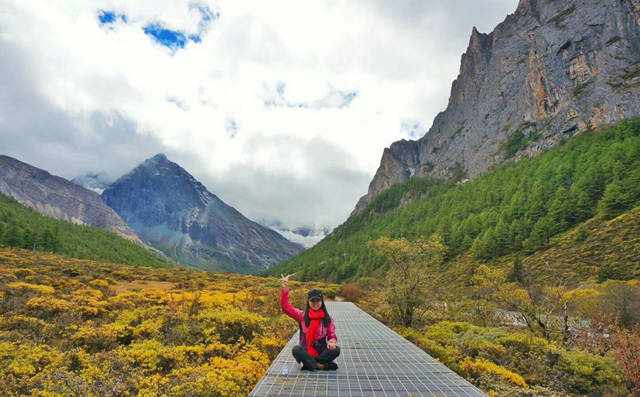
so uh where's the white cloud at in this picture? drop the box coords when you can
[0,0,518,237]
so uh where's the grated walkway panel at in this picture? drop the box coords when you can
[250,302,486,396]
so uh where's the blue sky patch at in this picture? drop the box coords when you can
[144,23,188,50]
[142,4,219,52]
[98,4,218,52]
[98,10,127,26]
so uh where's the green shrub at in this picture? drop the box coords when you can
[401,321,627,395]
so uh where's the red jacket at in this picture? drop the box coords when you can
[280,288,337,347]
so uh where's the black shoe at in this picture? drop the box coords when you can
[323,362,338,370]
[301,364,315,371]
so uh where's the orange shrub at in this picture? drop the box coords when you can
[338,283,363,302]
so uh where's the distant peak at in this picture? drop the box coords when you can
[515,0,539,16]
[149,153,168,162]
[131,153,176,175]
[465,25,493,65]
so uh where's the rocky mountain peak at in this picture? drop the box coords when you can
[148,153,168,163]
[102,155,303,273]
[515,0,542,19]
[353,0,640,215]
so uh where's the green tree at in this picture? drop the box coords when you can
[525,216,555,251]
[598,182,633,219]
[6,223,24,248]
[41,227,61,252]
[369,235,447,326]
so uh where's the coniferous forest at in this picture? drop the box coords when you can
[271,119,640,282]
[0,194,168,268]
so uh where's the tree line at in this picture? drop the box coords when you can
[0,194,168,267]
[271,118,640,281]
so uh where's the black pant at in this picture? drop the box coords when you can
[292,344,340,370]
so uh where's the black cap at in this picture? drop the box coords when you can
[307,289,323,300]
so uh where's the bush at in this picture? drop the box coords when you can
[197,307,267,344]
[338,283,362,302]
[401,321,627,395]
[557,350,623,394]
[613,326,640,392]
[460,357,527,388]
[6,282,55,295]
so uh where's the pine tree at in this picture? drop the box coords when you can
[598,182,632,219]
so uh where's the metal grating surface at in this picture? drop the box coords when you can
[250,302,486,396]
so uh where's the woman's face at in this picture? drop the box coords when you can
[309,298,322,310]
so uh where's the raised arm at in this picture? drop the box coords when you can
[280,274,303,321]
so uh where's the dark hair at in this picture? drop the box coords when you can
[304,298,331,327]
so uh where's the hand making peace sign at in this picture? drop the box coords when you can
[280,273,296,290]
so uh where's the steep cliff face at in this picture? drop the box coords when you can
[0,155,140,241]
[101,154,304,273]
[354,0,640,214]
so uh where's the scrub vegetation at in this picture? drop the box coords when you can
[352,237,638,395]
[0,247,337,396]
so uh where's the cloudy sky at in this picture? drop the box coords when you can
[0,0,517,244]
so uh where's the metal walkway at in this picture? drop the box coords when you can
[250,302,486,396]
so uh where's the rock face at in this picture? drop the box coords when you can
[354,0,640,214]
[0,155,140,241]
[101,154,304,273]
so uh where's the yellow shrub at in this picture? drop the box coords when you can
[26,296,72,313]
[197,307,267,344]
[7,281,55,294]
[0,314,48,334]
[0,342,65,378]
[197,291,237,307]
[252,336,286,360]
[89,278,110,288]
[164,348,269,396]
[116,339,167,372]
[461,357,528,388]
[72,323,120,350]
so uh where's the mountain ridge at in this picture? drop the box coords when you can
[102,153,304,273]
[0,154,141,242]
[354,0,640,214]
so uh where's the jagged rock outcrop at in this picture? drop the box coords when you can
[101,154,304,273]
[354,0,640,214]
[0,155,140,241]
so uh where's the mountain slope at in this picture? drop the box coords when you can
[354,0,640,214]
[270,119,640,282]
[0,193,168,267]
[101,154,303,273]
[0,155,140,241]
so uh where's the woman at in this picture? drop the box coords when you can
[280,273,340,371]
